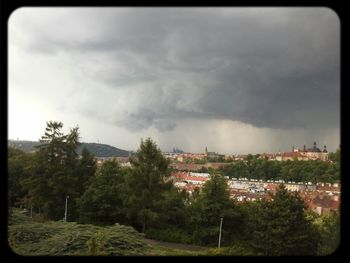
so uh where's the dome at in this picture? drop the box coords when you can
[306,141,322,153]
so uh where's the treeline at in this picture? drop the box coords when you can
[8,121,340,255]
[218,153,340,183]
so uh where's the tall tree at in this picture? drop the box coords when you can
[21,121,82,220]
[252,184,319,255]
[76,147,97,193]
[77,160,126,225]
[124,138,171,233]
[36,121,67,164]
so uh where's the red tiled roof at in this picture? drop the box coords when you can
[183,176,207,182]
[282,152,303,158]
[316,185,340,192]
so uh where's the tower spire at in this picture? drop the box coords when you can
[323,145,327,153]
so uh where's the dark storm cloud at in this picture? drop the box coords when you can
[13,7,339,132]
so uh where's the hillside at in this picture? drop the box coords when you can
[77,143,130,157]
[7,140,130,157]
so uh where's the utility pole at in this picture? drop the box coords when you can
[218,216,223,248]
[64,195,69,223]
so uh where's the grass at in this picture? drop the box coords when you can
[146,245,207,256]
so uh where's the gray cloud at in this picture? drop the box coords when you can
[9,7,340,152]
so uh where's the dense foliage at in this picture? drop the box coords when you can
[251,185,319,255]
[187,173,244,246]
[77,160,126,225]
[8,121,341,256]
[124,138,173,233]
[8,121,97,221]
[220,156,340,183]
[313,211,340,255]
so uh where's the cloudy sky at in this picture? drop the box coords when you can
[8,7,340,154]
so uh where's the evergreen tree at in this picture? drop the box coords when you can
[124,138,171,233]
[189,173,242,246]
[36,121,67,164]
[252,184,319,255]
[21,121,82,220]
[158,186,188,228]
[76,147,97,196]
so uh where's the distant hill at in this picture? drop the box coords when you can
[8,140,39,153]
[7,140,130,157]
[76,143,130,157]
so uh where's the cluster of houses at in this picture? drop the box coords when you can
[169,171,340,216]
[95,141,332,169]
[93,141,338,216]
[163,153,207,162]
[226,142,330,162]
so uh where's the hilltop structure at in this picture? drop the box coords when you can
[276,142,328,161]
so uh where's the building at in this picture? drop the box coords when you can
[304,142,329,161]
[284,183,306,192]
[276,142,329,161]
[301,192,340,215]
[205,147,224,160]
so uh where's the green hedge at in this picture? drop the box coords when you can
[145,227,193,244]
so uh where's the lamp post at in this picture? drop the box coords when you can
[218,216,223,248]
[64,195,69,223]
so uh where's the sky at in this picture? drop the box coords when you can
[8,7,340,154]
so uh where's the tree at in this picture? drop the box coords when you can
[252,184,319,255]
[315,211,340,255]
[8,147,32,207]
[329,149,340,163]
[21,121,83,220]
[36,121,67,164]
[189,173,243,246]
[77,160,126,225]
[124,138,171,233]
[76,147,97,195]
[158,186,187,227]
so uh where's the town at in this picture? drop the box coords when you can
[8,122,341,256]
[95,141,340,216]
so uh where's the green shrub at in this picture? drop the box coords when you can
[8,208,148,256]
[146,227,193,244]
